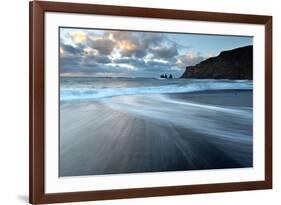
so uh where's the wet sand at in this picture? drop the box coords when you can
[59,90,253,177]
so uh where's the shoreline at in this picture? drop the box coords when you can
[60,89,253,177]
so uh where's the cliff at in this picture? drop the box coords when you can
[181,45,253,79]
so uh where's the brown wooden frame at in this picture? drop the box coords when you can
[29,1,272,204]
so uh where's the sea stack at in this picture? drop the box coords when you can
[181,45,253,80]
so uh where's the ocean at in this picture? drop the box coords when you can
[60,77,252,101]
[59,77,253,176]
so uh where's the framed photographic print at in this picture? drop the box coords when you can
[29,1,272,204]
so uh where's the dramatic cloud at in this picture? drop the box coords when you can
[176,52,206,68]
[149,44,178,60]
[107,31,165,58]
[61,43,84,55]
[59,28,253,77]
[70,31,87,43]
[83,55,111,65]
[88,38,115,55]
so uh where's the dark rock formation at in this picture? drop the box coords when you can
[160,73,173,79]
[181,45,253,80]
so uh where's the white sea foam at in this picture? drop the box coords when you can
[101,94,253,143]
[61,79,252,101]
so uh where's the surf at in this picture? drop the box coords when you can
[60,79,253,101]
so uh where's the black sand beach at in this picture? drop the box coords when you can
[59,90,253,177]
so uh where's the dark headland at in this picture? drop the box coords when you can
[181,45,253,79]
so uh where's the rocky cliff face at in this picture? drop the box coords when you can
[181,45,253,79]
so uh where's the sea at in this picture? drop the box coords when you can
[59,77,254,175]
[60,77,252,101]
[60,77,253,144]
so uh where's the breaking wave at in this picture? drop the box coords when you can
[61,79,252,101]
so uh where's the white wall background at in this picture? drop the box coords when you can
[0,0,279,204]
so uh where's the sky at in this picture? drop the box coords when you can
[60,27,253,78]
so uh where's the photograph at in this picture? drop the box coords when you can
[29,2,272,203]
[59,27,254,177]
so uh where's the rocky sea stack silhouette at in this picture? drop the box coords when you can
[160,73,173,79]
[181,45,253,80]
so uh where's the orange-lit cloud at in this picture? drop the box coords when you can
[117,40,137,51]
[71,31,87,43]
